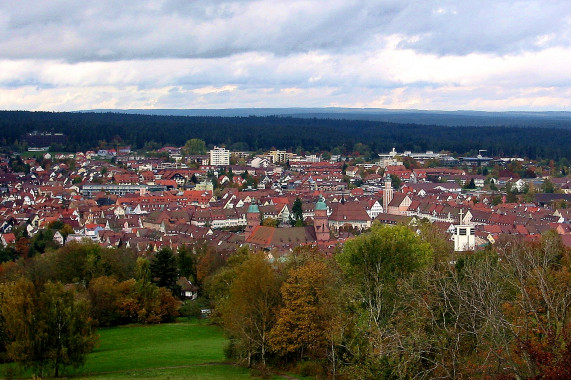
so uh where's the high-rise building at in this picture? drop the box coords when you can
[210,146,230,166]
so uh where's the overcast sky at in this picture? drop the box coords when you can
[1,0,570,111]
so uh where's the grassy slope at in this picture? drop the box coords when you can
[3,319,291,379]
[82,320,226,373]
[76,319,260,379]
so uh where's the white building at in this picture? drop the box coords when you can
[378,147,452,166]
[269,150,292,164]
[454,211,476,251]
[210,146,230,166]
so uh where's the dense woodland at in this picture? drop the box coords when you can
[206,224,571,379]
[1,111,570,160]
[2,222,568,378]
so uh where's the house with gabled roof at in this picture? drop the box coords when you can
[387,193,412,215]
[328,201,371,231]
[1,233,16,246]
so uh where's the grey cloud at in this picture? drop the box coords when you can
[3,0,568,62]
[394,1,571,55]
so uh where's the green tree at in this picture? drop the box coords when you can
[291,197,304,226]
[150,247,180,295]
[542,178,555,193]
[0,243,17,264]
[59,224,75,241]
[182,138,207,156]
[390,174,402,189]
[336,223,432,375]
[28,229,59,257]
[176,244,196,282]
[337,222,432,324]
[464,178,476,189]
[0,279,97,377]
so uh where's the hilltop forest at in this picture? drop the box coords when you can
[1,111,569,160]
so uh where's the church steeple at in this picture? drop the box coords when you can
[383,173,393,213]
[245,200,260,239]
[314,195,329,241]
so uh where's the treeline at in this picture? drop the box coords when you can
[205,223,570,379]
[1,111,569,159]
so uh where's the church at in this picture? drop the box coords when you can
[244,196,330,251]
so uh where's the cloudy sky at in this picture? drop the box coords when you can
[1,0,570,111]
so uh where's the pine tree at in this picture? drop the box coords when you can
[150,248,180,296]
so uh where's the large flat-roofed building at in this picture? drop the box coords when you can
[210,146,230,166]
[23,132,67,150]
[269,150,292,164]
[81,184,166,197]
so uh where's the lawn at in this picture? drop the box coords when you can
[2,319,294,379]
[81,319,227,374]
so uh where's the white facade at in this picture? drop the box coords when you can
[454,224,476,251]
[269,150,291,164]
[210,146,230,166]
[366,201,383,219]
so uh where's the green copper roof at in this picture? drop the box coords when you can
[315,196,327,211]
[247,203,260,213]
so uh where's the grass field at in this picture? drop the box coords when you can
[2,319,294,379]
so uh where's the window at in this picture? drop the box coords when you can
[459,228,466,235]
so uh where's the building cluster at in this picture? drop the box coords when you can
[1,146,570,259]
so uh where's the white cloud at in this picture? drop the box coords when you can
[0,0,569,111]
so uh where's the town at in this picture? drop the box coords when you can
[2,135,570,261]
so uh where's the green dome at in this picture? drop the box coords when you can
[247,203,260,213]
[315,196,327,211]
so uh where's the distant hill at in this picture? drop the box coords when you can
[81,108,571,129]
[2,110,569,160]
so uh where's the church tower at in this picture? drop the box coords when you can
[314,196,330,241]
[454,209,476,251]
[245,201,260,239]
[383,174,393,213]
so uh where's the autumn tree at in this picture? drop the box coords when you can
[87,276,122,327]
[262,217,279,227]
[195,244,227,285]
[203,246,251,305]
[0,279,97,377]
[219,252,281,366]
[270,258,344,375]
[118,258,179,324]
[498,233,571,379]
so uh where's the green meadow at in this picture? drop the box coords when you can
[2,319,294,379]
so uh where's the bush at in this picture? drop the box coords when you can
[297,361,326,378]
[250,364,272,379]
[179,297,209,320]
[223,339,238,360]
